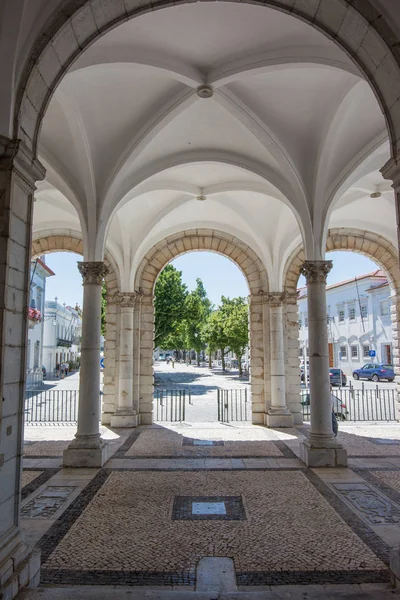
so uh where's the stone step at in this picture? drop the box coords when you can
[18,584,400,600]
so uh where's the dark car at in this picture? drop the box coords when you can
[329,368,347,386]
[42,365,46,378]
[300,390,349,420]
[353,363,395,382]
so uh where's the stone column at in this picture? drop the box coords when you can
[249,293,267,424]
[265,293,294,427]
[0,137,45,599]
[110,292,139,427]
[299,261,347,467]
[63,262,111,468]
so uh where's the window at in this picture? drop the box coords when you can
[298,316,302,328]
[340,345,347,359]
[338,308,345,322]
[351,345,358,359]
[305,315,308,327]
[349,307,356,321]
[363,344,370,358]
[361,304,368,318]
[381,301,389,317]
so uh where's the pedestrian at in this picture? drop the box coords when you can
[55,363,60,379]
[330,385,338,437]
[171,358,175,368]
[65,362,69,377]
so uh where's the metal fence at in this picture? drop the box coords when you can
[26,371,43,390]
[153,389,188,421]
[301,385,397,422]
[217,389,249,422]
[25,389,78,422]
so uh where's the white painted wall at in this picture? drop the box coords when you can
[298,273,392,374]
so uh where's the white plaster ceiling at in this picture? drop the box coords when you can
[34,1,392,288]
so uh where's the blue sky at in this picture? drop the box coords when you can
[43,250,380,308]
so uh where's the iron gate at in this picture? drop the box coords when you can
[217,389,249,422]
[25,389,78,422]
[154,389,188,421]
[301,385,398,422]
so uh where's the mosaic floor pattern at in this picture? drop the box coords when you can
[40,470,386,585]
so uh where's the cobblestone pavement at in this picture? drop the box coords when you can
[20,420,400,591]
[154,362,250,422]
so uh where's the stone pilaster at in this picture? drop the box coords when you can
[136,294,154,425]
[263,293,294,428]
[0,137,45,599]
[299,261,347,468]
[110,292,139,428]
[249,293,267,424]
[101,294,117,425]
[63,262,111,467]
[282,292,303,425]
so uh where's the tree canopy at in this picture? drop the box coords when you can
[154,264,188,347]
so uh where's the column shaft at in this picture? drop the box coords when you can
[63,262,111,467]
[299,261,347,467]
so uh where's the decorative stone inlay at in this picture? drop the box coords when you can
[21,486,76,518]
[182,438,224,447]
[192,501,226,515]
[300,260,333,284]
[172,495,246,520]
[78,261,108,285]
[331,483,400,525]
[372,439,400,445]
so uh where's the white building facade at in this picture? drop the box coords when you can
[43,301,83,377]
[298,270,392,375]
[27,258,54,386]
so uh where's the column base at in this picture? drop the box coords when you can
[299,437,347,467]
[0,534,40,599]
[265,410,294,428]
[110,410,139,428]
[63,435,111,467]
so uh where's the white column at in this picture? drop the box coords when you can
[299,261,347,467]
[265,293,293,427]
[110,292,138,427]
[63,261,111,467]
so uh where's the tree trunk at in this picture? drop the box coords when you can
[197,351,200,366]
[238,356,243,377]
[208,352,212,369]
[221,350,225,372]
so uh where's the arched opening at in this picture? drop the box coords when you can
[152,250,251,423]
[133,229,270,425]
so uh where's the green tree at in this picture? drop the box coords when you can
[184,278,212,365]
[202,308,230,370]
[223,297,249,376]
[154,264,188,348]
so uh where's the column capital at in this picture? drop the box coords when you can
[112,292,137,308]
[0,135,45,186]
[381,155,400,189]
[78,261,108,285]
[300,260,332,284]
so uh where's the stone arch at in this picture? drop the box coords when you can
[133,229,269,425]
[31,233,121,418]
[283,227,400,379]
[15,0,400,158]
[283,228,400,294]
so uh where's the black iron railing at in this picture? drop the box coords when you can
[153,389,188,421]
[301,384,397,422]
[25,389,78,422]
[217,388,249,422]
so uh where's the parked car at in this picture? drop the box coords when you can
[41,365,46,378]
[352,363,395,382]
[300,365,309,382]
[300,389,349,420]
[329,368,347,387]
